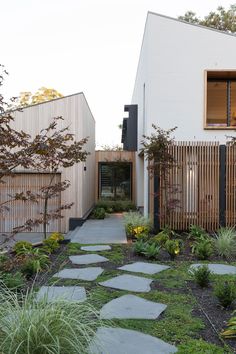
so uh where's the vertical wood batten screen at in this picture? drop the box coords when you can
[0,173,61,233]
[226,144,236,226]
[158,142,219,231]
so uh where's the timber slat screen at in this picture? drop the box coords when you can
[226,143,236,226]
[0,173,61,233]
[156,142,220,231]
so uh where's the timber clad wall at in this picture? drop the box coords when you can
[151,142,227,231]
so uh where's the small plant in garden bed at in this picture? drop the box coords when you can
[191,235,213,260]
[91,206,106,219]
[123,211,151,238]
[0,271,25,290]
[143,243,161,259]
[213,227,236,260]
[13,241,33,255]
[20,250,50,278]
[189,224,208,240]
[96,200,136,212]
[152,230,170,246]
[214,280,236,308]
[190,265,212,288]
[222,311,236,339]
[43,237,60,254]
[133,240,148,255]
[164,239,181,259]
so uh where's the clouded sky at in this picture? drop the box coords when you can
[1,0,234,147]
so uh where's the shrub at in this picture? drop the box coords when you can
[133,240,148,255]
[96,200,136,212]
[191,265,212,287]
[214,227,236,259]
[214,281,236,308]
[91,207,106,219]
[49,232,64,242]
[0,255,8,271]
[189,224,207,240]
[143,243,160,259]
[222,311,236,339]
[0,271,25,290]
[13,241,33,255]
[43,238,60,254]
[123,211,151,237]
[0,287,105,354]
[164,239,181,259]
[191,235,213,260]
[152,231,170,246]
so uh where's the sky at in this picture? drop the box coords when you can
[1,0,234,147]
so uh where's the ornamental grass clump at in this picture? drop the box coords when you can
[214,227,236,260]
[0,286,104,354]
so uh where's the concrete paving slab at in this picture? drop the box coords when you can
[89,327,177,354]
[118,262,170,275]
[190,263,236,275]
[81,245,111,252]
[69,254,109,265]
[71,214,127,244]
[53,267,104,281]
[36,286,86,302]
[99,274,153,292]
[100,294,167,319]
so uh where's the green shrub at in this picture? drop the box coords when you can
[191,265,212,287]
[133,240,148,255]
[164,239,181,259]
[189,224,207,240]
[0,287,105,354]
[214,227,236,259]
[49,232,64,242]
[96,200,136,212]
[123,211,151,237]
[222,311,236,339]
[0,255,8,271]
[143,243,160,259]
[43,238,60,254]
[0,271,25,290]
[191,235,213,260]
[91,207,106,219]
[13,241,33,255]
[152,231,170,246]
[214,280,236,308]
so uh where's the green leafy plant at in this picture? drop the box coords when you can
[222,311,236,339]
[91,207,106,219]
[191,235,213,260]
[96,200,136,212]
[164,239,181,259]
[0,271,25,290]
[189,224,207,240]
[214,280,236,308]
[152,230,170,246]
[123,211,151,237]
[143,243,160,259]
[13,241,33,255]
[214,227,236,259]
[0,287,105,354]
[0,255,8,271]
[133,240,148,255]
[191,265,212,287]
[42,238,60,254]
[49,232,64,242]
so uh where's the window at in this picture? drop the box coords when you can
[99,162,132,200]
[206,71,236,128]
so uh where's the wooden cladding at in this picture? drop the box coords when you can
[226,144,236,226]
[0,173,61,233]
[153,142,220,231]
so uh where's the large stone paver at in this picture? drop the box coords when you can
[190,263,236,275]
[53,267,104,281]
[71,214,127,244]
[119,262,170,275]
[81,245,111,252]
[99,274,153,292]
[100,294,167,319]
[89,327,177,354]
[69,254,109,265]
[36,286,86,302]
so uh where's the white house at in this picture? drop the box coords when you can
[122,12,236,230]
[1,93,95,234]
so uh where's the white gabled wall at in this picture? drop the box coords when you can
[131,12,236,213]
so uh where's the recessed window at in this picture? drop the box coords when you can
[206,71,236,128]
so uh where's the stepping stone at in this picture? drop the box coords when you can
[81,245,111,252]
[36,286,86,302]
[190,263,236,275]
[53,267,104,281]
[69,254,109,265]
[89,327,177,354]
[99,274,153,292]
[100,294,167,319]
[118,262,170,275]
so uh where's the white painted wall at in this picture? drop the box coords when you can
[12,93,95,232]
[131,12,236,212]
